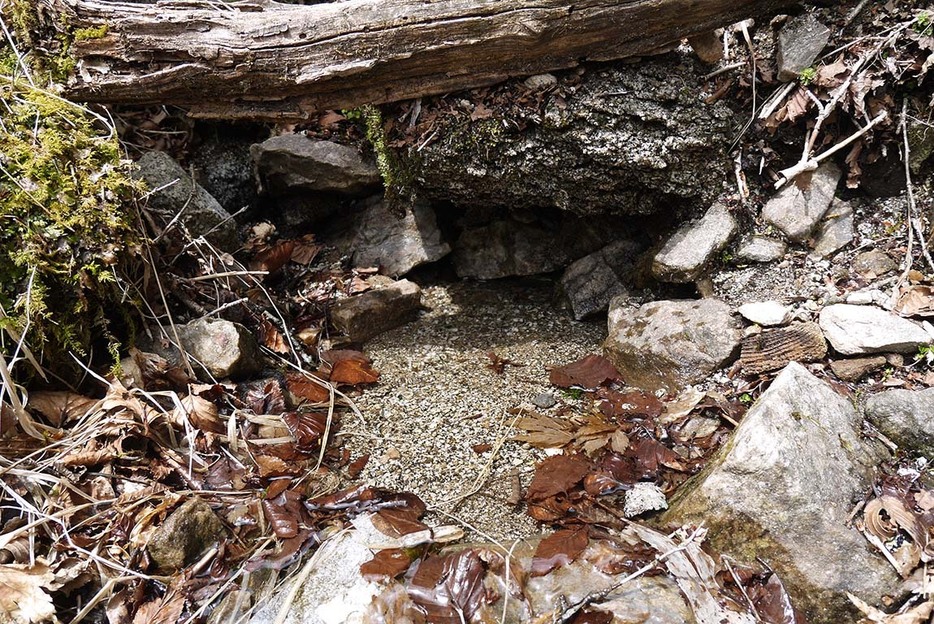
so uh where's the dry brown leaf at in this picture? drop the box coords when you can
[511,413,574,448]
[26,391,97,427]
[322,350,380,385]
[132,591,185,624]
[259,318,290,354]
[285,372,331,404]
[0,562,56,624]
[549,355,622,389]
[250,240,296,274]
[895,286,934,317]
[172,394,223,433]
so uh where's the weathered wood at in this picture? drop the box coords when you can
[740,322,828,375]
[39,0,796,120]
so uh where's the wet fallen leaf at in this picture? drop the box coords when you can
[526,454,592,502]
[596,388,663,420]
[408,549,496,623]
[259,318,290,354]
[849,593,934,623]
[361,549,414,581]
[285,372,331,404]
[549,355,622,389]
[281,411,328,451]
[531,525,590,576]
[347,454,369,478]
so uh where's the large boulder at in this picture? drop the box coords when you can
[865,388,934,457]
[405,55,736,216]
[604,298,742,392]
[134,151,239,251]
[663,363,896,623]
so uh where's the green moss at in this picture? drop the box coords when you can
[73,25,107,42]
[0,39,144,379]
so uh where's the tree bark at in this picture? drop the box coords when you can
[38,0,795,120]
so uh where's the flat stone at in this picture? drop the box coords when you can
[845,289,887,306]
[853,249,897,279]
[777,13,831,82]
[865,388,934,457]
[604,298,742,392]
[331,280,422,343]
[829,356,887,382]
[558,239,643,320]
[532,393,557,409]
[652,202,737,283]
[818,304,933,355]
[134,151,239,251]
[348,197,450,277]
[811,199,854,257]
[737,301,792,326]
[740,321,827,375]
[761,162,841,242]
[251,134,381,197]
[663,363,896,623]
[735,235,787,263]
[169,318,261,380]
[148,498,227,571]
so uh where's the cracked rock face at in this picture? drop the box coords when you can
[664,364,895,624]
[406,54,736,217]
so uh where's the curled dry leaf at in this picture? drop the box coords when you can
[172,394,223,433]
[26,391,98,427]
[320,350,380,385]
[0,562,56,624]
[549,354,622,389]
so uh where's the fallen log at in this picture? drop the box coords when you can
[31,0,796,120]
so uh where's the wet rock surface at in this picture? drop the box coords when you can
[604,298,742,392]
[664,363,896,623]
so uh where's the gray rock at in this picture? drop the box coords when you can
[853,249,897,278]
[407,56,736,216]
[251,134,381,197]
[166,318,261,380]
[348,197,450,277]
[761,162,841,242]
[558,239,644,320]
[737,301,791,327]
[532,392,557,409]
[777,13,831,82]
[865,388,934,457]
[818,304,933,355]
[829,356,887,382]
[688,30,723,64]
[604,298,742,392]
[331,280,422,343]
[453,218,607,280]
[652,202,737,283]
[134,151,238,251]
[191,130,258,214]
[811,199,853,257]
[148,498,227,571]
[735,236,787,263]
[664,363,896,623]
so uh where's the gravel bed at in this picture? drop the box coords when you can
[339,278,605,542]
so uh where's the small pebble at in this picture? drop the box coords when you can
[532,392,557,409]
